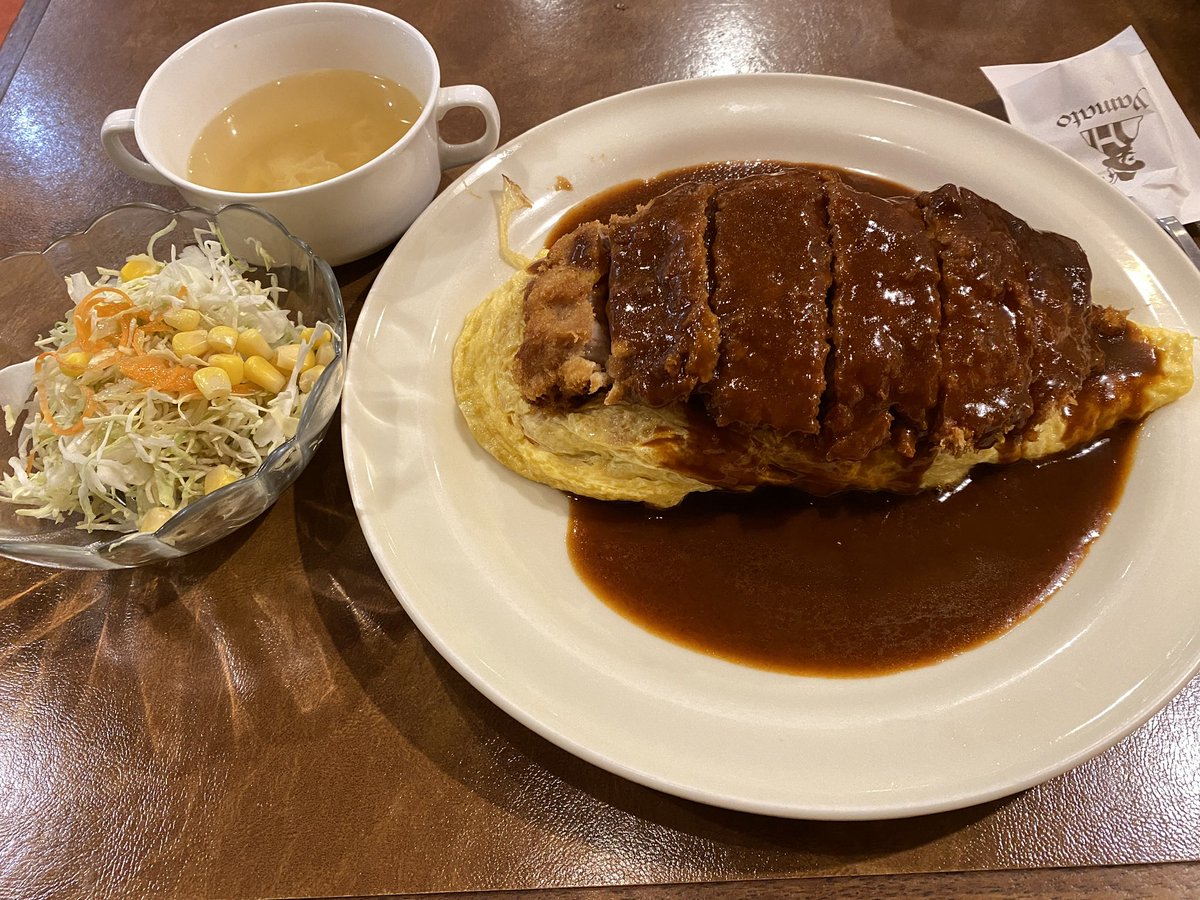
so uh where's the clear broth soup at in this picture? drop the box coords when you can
[187,68,423,193]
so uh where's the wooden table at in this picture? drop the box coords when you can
[1,2,1198,897]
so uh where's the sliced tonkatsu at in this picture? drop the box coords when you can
[704,171,831,435]
[917,184,1036,451]
[512,169,1159,463]
[823,177,942,459]
[605,182,719,407]
[513,221,610,405]
[992,203,1101,426]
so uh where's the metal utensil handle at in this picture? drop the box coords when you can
[1156,216,1200,272]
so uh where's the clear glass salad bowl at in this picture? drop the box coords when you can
[0,203,345,568]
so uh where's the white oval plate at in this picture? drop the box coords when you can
[342,74,1200,819]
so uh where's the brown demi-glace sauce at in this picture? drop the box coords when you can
[570,426,1135,676]
[557,162,1147,677]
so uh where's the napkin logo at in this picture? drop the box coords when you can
[1056,87,1152,183]
[1081,117,1146,182]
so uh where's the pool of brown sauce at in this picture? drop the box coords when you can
[570,425,1135,677]
[555,161,1142,677]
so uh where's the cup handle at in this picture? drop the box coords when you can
[101,109,172,185]
[435,85,501,170]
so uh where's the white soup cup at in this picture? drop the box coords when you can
[101,3,500,265]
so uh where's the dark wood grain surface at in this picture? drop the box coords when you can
[0,2,1198,898]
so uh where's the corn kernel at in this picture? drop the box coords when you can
[138,506,175,533]
[203,464,241,495]
[119,256,158,282]
[193,366,232,401]
[59,350,91,378]
[244,355,286,393]
[207,353,244,386]
[274,343,316,374]
[236,328,274,360]
[298,364,326,393]
[163,307,202,331]
[208,325,239,354]
[316,342,335,367]
[171,329,209,359]
[302,326,332,348]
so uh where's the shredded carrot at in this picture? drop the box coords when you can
[74,286,132,322]
[37,395,83,435]
[78,285,132,304]
[118,355,198,394]
[73,286,133,351]
[33,353,96,436]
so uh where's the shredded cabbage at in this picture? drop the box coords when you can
[0,225,331,533]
